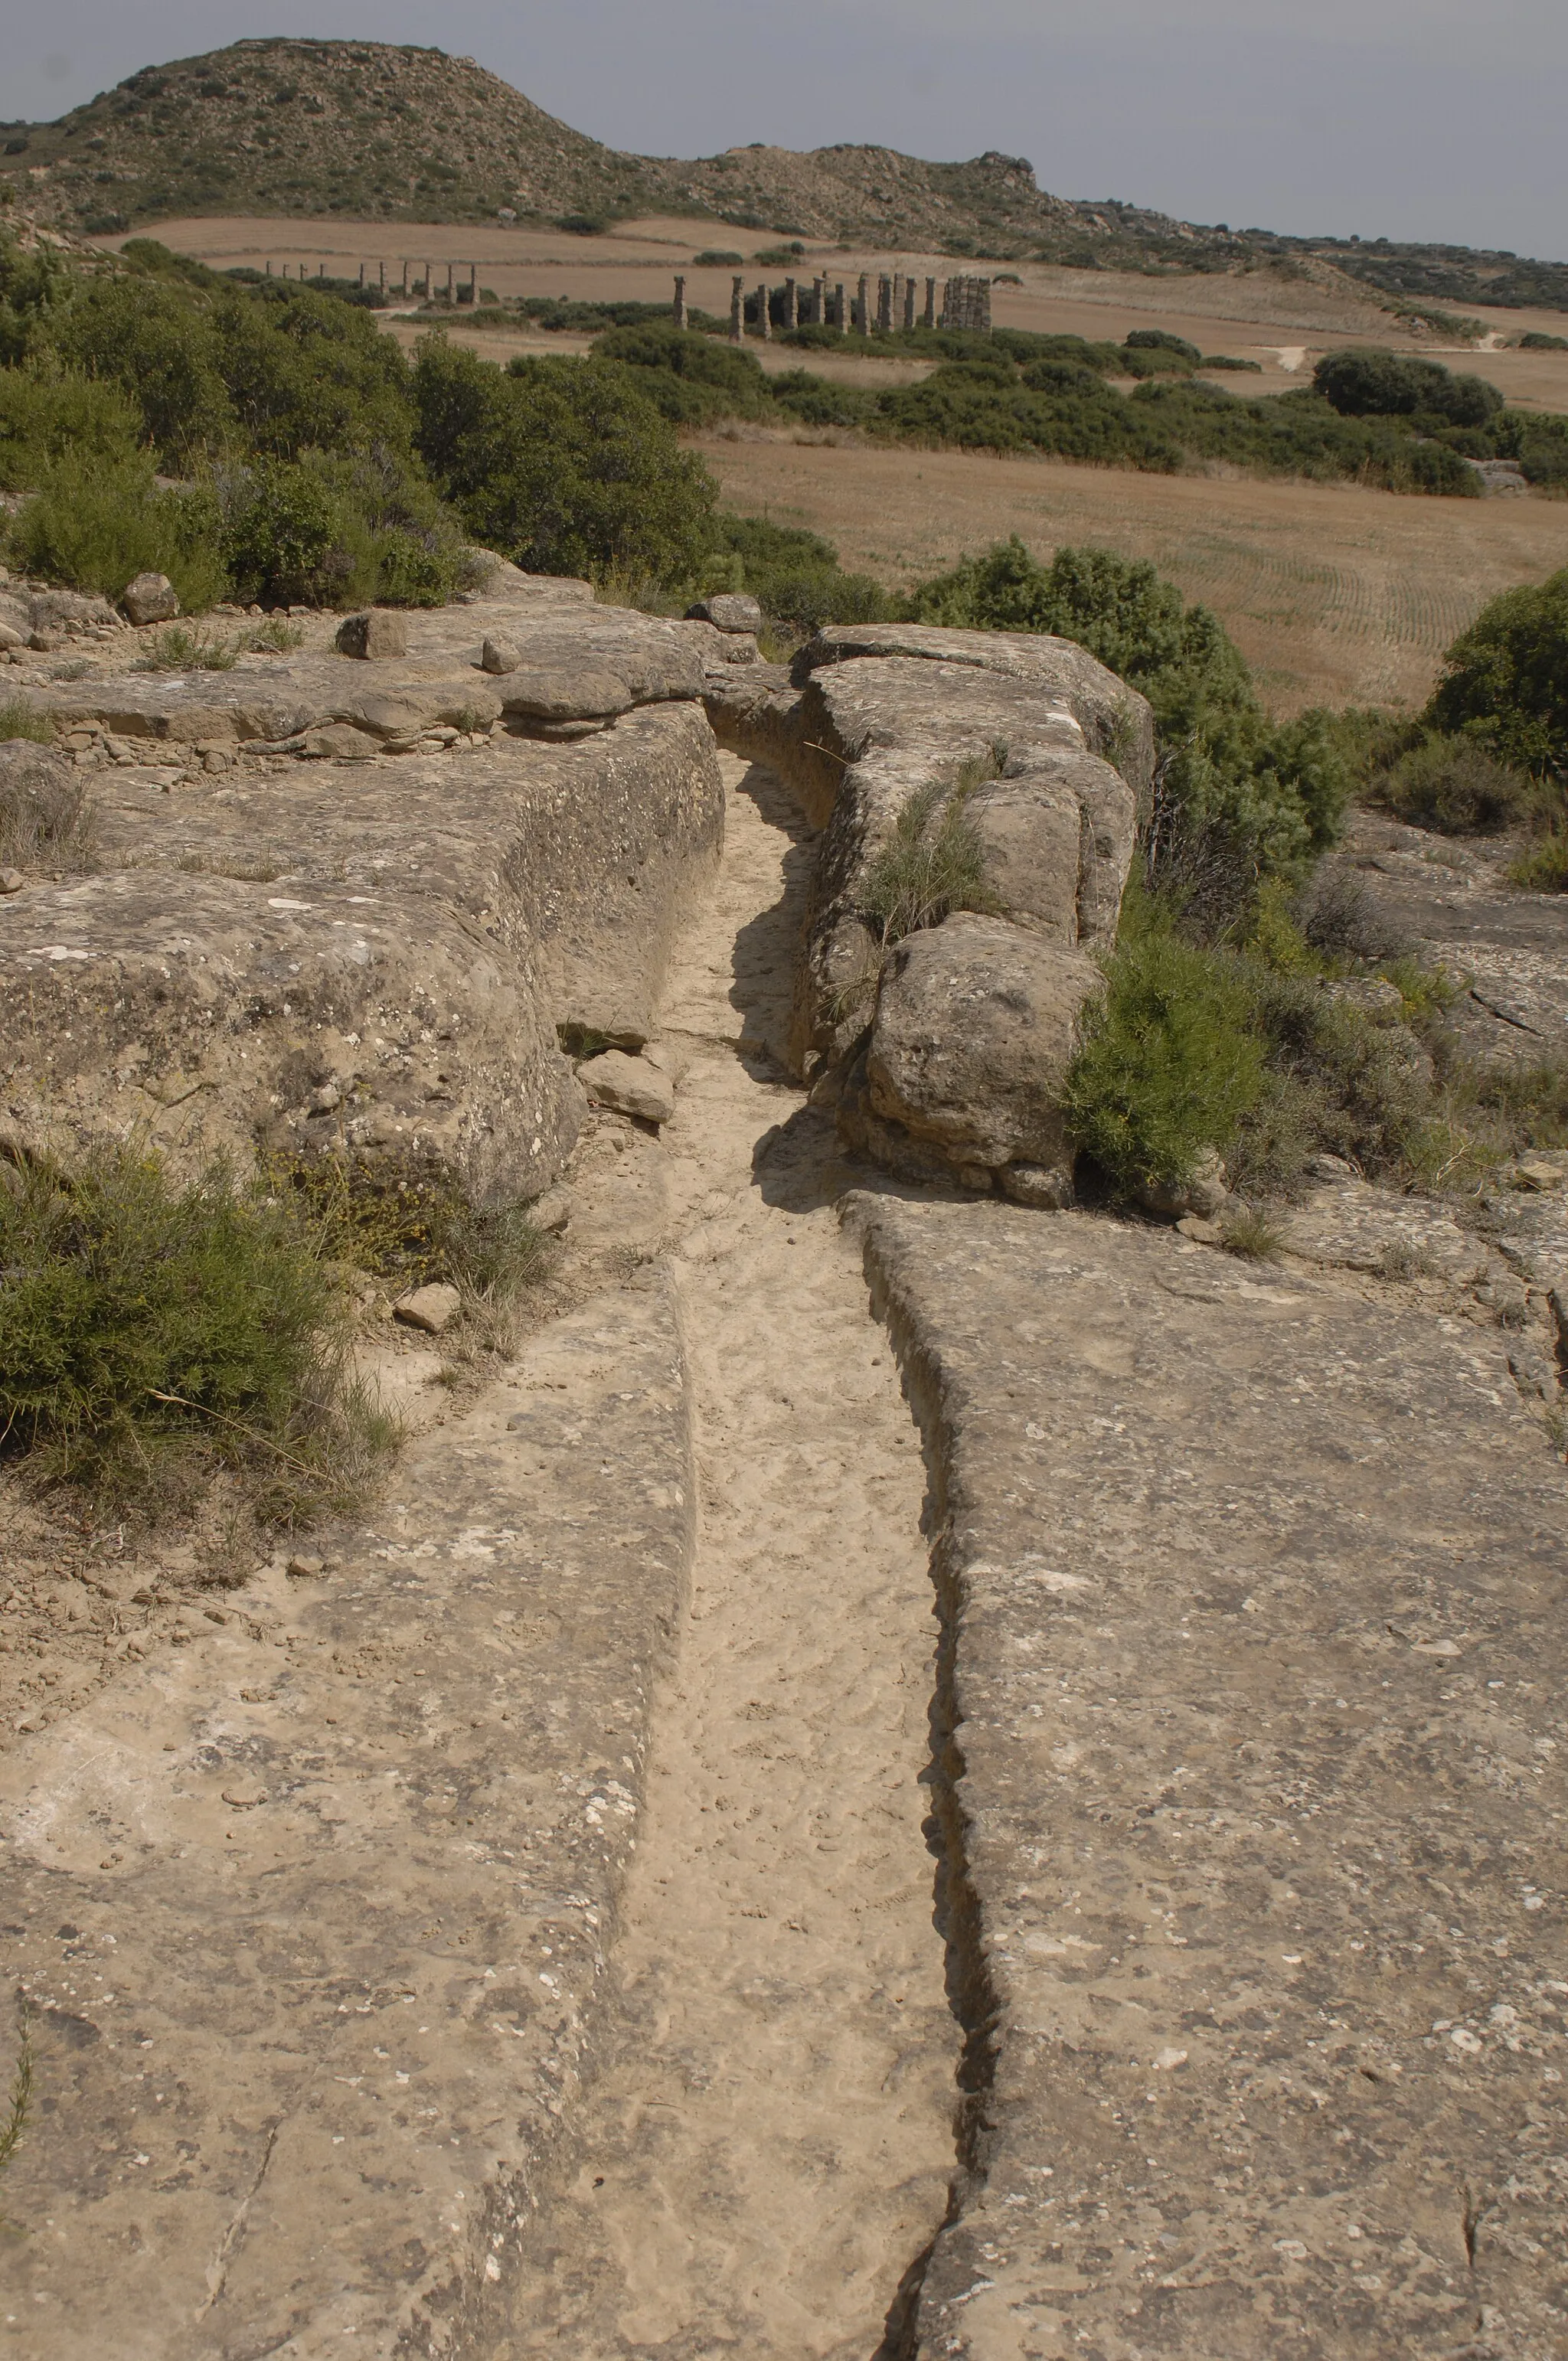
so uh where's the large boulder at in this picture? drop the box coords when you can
[122,571,179,626]
[845,913,1104,1181]
[335,608,410,659]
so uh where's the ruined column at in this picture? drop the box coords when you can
[877,275,892,333]
[730,274,743,341]
[756,282,770,340]
[446,261,455,301]
[892,271,905,326]
[358,262,366,288]
[812,276,825,325]
[857,273,871,337]
[834,282,846,335]
[923,276,936,328]
[265,258,273,277]
[784,276,798,330]
[377,260,386,292]
[673,273,688,330]
[469,262,478,304]
[903,275,916,330]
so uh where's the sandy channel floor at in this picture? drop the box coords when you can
[475,753,957,2359]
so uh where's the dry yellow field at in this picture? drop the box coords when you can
[697,436,1568,714]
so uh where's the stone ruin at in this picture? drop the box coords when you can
[689,269,992,341]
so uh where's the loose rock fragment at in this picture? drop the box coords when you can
[580,1049,676,1125]
[480,636,521,674]
[394,1282,463,1334]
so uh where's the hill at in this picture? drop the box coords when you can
[2,37,1565,311]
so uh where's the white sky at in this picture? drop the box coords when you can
[8,0,1566,258]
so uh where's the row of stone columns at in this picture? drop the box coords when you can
[698,271,951,339]
[264,260,483,302]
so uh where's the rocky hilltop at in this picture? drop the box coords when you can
[4,37,1565,305]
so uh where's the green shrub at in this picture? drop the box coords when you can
[905,537,1351,888]
[1314,348,1504,428]
[1507,834,1568,892]
[8,452,227,611]
[0,368,143,491]
[211,281,416,460]
[413,335,714,586]
[0,1148,393,1520]
[1428,569,1568,775]
[1370,731,1537,831]
[218,446,466,609]
[0,695,54,746]
[1125,328,1200,362]
[262,1152,547,1295]
[1063,908,1267,1189]
[700,511,893,632]
[49,275,235,467]
[693,249,744,266]
[592,320,777,426]
[1131,377,1482,495]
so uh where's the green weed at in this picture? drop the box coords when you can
[132,623,237,672]
[861,758,1001,949]
[0,1148,394,1524]
[0,695,53,745]
[0,748,95,870]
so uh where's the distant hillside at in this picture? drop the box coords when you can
[2,37,1564,312]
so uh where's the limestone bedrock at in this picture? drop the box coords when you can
[704,622,1148,1190]
[851,1196,1568,2361]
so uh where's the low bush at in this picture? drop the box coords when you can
[1315,347,1504,429]
[0,369,142,491]
[1063,903,1268,1190]
[1427,568,1568,776]
[218,446,468,609]
[694,512,893,633]
[0,695,53,746]
[592,320,777,426]
[0,1148,394,1521]
[8,453,227,611]
[1369,731,1539,832]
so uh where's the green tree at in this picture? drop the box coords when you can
[412,336,714,583]
[1428,568,1568,776]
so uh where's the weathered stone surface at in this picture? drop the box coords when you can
[29,586,119,635]
[1313,810,1568,1073]
[856,915,1104,1174]
[998,1158,1074,1209]
[0,702,723,1208]
[705,625,1142,1185]
[799,621,1156,805]
[121,570,179,626]
[579,1047,677,1125]
[688,591,764,635]
[848,1195,1568,2361]
[0,1281,695,2361]
[498,668,633,724]
[392,1279,462,1333]
[334,606,409,659]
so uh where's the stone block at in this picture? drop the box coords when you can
[499,670,633,723]
[686,594,764,635]
[335,609,410,660]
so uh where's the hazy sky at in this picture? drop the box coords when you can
[8,0,1566,257]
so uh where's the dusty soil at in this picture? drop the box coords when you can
[475,751,956,2358]
[697,435,1568,714]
